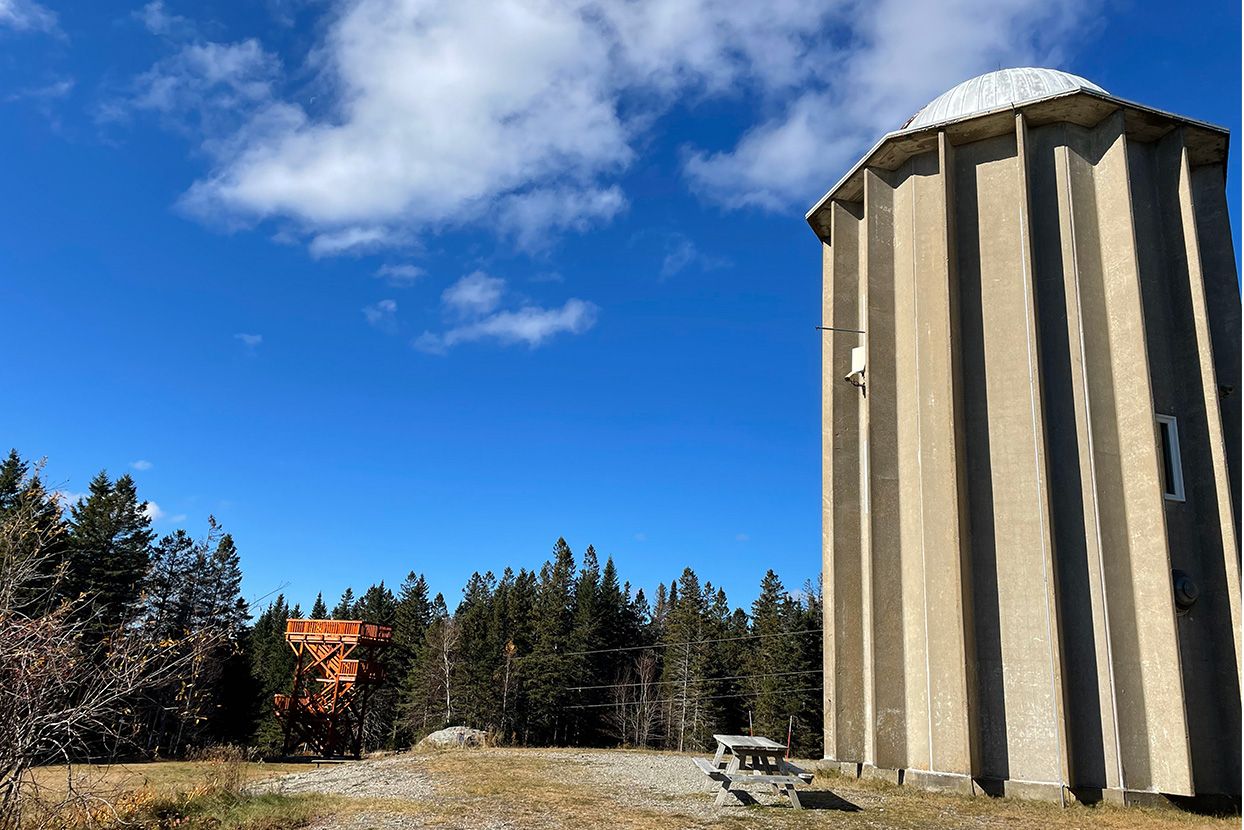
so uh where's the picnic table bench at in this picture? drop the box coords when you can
[693,734,813,809]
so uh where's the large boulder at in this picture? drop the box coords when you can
[418,726,488,749]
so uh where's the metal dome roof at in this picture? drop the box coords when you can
[905,67,1107,130]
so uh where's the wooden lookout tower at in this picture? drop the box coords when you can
[274,619,393,758]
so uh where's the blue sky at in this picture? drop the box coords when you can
[1,0,1238,613]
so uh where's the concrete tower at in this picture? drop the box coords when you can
[808,68,1240,805]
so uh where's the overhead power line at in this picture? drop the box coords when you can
[564,668,821,693]
[521,627,823,660]
[563,685,824,711]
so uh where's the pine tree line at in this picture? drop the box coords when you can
[254,537,824,756]
[6,448,823,759]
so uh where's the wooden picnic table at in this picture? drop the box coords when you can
[693,734,813,809]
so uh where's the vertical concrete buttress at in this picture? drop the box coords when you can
[824,200,866,763]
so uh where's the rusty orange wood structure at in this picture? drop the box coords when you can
[273,618,392,758]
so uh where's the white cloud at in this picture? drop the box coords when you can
[130,0,1098,248]
[136,1,196,37]
[308,226,394,257]
[441,271,505,318]
[417,299,598,353]
[142,501,166,522]
[165,0,846,252]
[684,0,1096,209]
[363,298,398,330]
[105,39,280,138]
[131,459,154,471]
[376,263,425,287]
[659,234,729,278]
[497,186,627,252]
[4,77,73,102]
[417,273,597,353]
[234,332,262,348]
[0,0,57,33]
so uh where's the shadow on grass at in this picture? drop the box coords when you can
[722,789,862,812]
[798,790,863,811]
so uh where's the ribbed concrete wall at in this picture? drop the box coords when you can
[820,108,1241,802]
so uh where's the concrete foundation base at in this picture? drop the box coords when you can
[904,769,976,796]
[820,758,1240,813]
[858,764,902,785]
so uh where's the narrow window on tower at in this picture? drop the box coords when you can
[1156,414,1185,502]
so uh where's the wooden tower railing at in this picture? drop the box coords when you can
[274,618,392,758]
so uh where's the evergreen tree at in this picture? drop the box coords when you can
[388,572,432,746]
[0,449,28,515]
[0,454,69,611]
[747,570,804,744]
[660,568,717,751]
[354,580,399,747]
[138,519,253,753]
[568,546,602,743]
[402,593,455,733]
[526,538,576,744]
[310,592,327,619]
[200,526,248,635]
[143,529,197,638]
[791,578,824,756]
[453,572,498,730]
[355,581,397,626]
[249,595,295,753]
[497,568,538,742]
[332,587,356,619]
[198,527,253,743]
[67,471,154,639]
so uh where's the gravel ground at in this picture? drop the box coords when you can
[513,747,803,814]
[248,754,435,801]
[251,747,1230,830]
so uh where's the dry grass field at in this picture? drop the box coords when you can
[29,748,1239,830]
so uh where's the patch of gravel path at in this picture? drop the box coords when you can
[513,748,716,814]
[247,755,435,801]
[254,747,847,828]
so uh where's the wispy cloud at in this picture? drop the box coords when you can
[142,501,166,522]
[363,298,398,331]
[441,272,504,318]
[308,226,393,258]
[0,0,58,33]
[101,38,280,137]
[416,299,597,354]
[416,273,597,354]
[660,234,730,278]
[234,332,262,348]
[497,186,627,253]
[130,459,154,471]
[4,77,73,103]
[376,264,425,287]
[135,0,197,38]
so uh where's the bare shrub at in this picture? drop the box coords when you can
[0,481,219,829]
